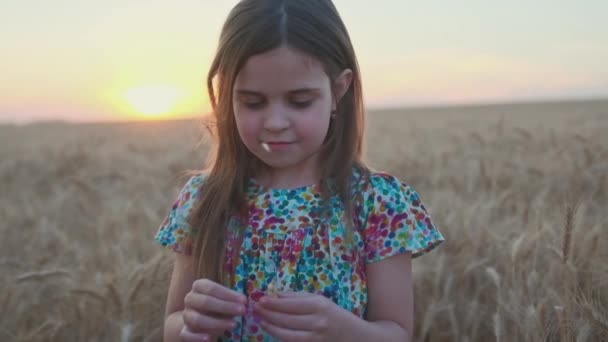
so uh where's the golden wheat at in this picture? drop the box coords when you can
[1,99,607,341]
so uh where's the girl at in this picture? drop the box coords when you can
[155,0,445,341]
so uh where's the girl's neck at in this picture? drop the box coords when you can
[254,164,322,190]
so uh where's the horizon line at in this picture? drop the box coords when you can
[3,94,607,127]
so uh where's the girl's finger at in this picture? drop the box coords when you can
[254,303,318,331]
[259,295,322,315]
[183,309,237,334]
[260,319,311,342]
[179,326,210,342]
[278,291,315,298]
[185,292,246,316]
[192,279,247,304]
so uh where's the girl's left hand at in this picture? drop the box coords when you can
[253,291,347,342]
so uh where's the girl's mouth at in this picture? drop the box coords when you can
[261,142,293,152]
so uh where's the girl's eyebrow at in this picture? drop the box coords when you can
[234,90,262,97]
[234,88,321,96]
[288,88,321,95]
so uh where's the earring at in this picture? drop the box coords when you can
[331,110,337,119]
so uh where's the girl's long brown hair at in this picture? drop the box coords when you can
[187,0,370,283]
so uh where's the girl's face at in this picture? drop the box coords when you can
[233,45,349,182]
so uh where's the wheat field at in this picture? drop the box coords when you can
[1,99,607,341]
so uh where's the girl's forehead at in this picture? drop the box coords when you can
[234,46,330,93]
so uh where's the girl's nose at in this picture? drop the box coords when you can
[263,105,289,131]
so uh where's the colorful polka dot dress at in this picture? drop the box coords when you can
[154,167,445,341]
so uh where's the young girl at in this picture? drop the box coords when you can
[155,0,445,341]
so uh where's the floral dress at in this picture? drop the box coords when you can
[154,168,445,341]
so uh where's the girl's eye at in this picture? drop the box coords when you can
[291,100,313,109]
[243,102,265,110]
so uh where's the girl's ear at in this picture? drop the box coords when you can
[332,68,353,112]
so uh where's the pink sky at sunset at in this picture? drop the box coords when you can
[1,1,607,124]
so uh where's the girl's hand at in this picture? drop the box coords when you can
[180,278,247,341]
[253,291,347,342]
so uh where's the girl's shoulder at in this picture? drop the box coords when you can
[352,168,445,260]
[352,167,418,199]
[170,172,207,212]
[154,172,207,254]
[183,172,208,190]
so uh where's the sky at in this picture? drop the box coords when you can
[1,0,607,124]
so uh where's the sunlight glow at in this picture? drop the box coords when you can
[124,84,183,117]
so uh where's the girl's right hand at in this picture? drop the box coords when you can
[180,278,247,341]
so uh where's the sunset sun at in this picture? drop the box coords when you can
[124,84,183,118]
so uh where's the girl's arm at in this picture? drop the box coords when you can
[164,311,220,342]
[164,310,186,342]
[343,252,413,341]
[163,252,193,341]
[163,252,220,342]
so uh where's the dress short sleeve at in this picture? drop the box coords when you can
[362,172,445,263]
[154,174,206,255]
